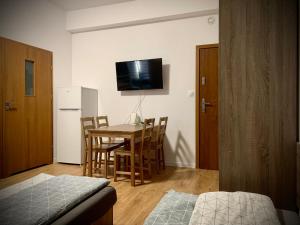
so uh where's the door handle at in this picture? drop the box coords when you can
[4,102,17,111]
[201,98,212,112]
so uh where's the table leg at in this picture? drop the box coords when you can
[88,133,92,177]
[130,134,135,186]
[104,151,108,178]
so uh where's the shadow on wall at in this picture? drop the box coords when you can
[120,64,170,96]
[174,131,193,167]
[164,131,194,168]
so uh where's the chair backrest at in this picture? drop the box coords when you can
[80,117,96,149]
[96,116,109,128]
[140,118,155,153]
[95,116,110,144]
[156,117,168,148]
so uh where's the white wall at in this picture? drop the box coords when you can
[0,0,72,161]
[72,15,219,167]
[67,0,218,33]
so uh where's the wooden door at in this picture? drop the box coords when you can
[2,38,28,176]
[1,37,53,177]
[0,37,4,177]
[25,46,53,168]
[196,45,218,170]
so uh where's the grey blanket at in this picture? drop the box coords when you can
[144,190,198,225]
[0,175,109,225]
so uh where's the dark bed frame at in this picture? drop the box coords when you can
[51,186,117,225]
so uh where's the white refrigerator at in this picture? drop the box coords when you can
[57,86,98,164]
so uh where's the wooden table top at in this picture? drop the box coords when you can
[88,124,144,134]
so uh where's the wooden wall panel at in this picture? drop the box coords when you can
[219,0,298,210]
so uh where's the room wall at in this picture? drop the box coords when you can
[72,15,219,167]
[66,0,218,33]
[0,0,72,161]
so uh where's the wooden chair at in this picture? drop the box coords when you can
[81,117,122,178]
[95,116,125,174]
[95,116,125,145]
[114,118,155,185]
[153,117,168,171]
[96,115,109,128]
[80,117,97,176]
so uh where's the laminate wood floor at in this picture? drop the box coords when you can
[0,163,219,225]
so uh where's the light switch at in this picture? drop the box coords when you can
[187,90,195,97]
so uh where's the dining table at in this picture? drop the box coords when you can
[87,123,145,186]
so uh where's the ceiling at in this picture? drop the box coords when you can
[49,0,134,11]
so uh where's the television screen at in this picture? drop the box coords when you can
[115,58,163,91]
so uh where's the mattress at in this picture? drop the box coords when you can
[0,173,54,200]
[0,174,109,225]
[189,191,281,225]
[144,191,293,225]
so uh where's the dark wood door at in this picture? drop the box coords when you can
[1,37,53,177]
[198,46,218,170]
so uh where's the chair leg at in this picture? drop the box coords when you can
[139,153,144,184]
[104,151,108,178]
[83,151,87,176]
[161,146,166,170]
[93,152,98,173]
[156,149,160,174]
[125,155,129,171]
[147,151,152,178]
[114,154,117,182]
[98,152,102,170]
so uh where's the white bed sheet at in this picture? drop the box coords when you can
[188,191,281,225]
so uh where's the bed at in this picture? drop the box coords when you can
[144,144,300,225]
[0,174,116,225]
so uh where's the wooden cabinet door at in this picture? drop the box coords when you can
[219,0,297,210]
[1,37,53,177]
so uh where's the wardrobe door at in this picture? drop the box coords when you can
[219,0,298,210]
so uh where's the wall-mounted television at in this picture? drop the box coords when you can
[115,58,163,91]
